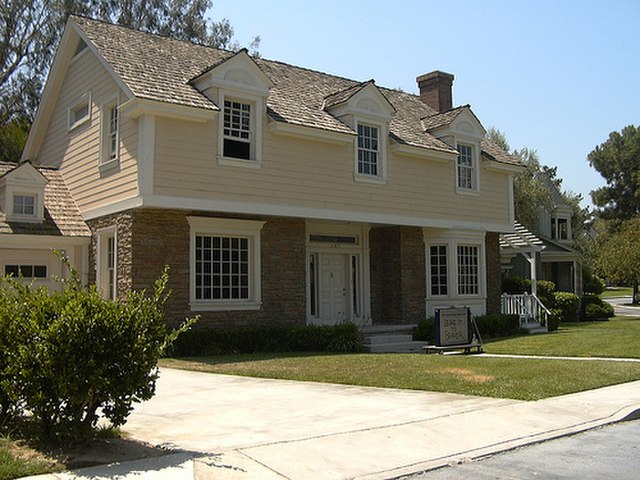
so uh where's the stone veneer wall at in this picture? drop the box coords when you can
[485,232,502,315]
[369,226,426,324]
[87,211,133,299]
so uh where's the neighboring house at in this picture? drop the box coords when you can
[501,174,583,294]
[0,161,90,289]
[19,16,521,327]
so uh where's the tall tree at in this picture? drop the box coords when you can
[592,216,640,304]
[588,125,640,222]
[0,0,259,161]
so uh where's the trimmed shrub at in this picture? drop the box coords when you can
[0,262,195,440]
[413,317,435,343]
[547,309,562,332]
[554,292,580,322]
[536,280,557,309]
[583,269,605,295]
[502,276,531,294]
[581,294,614,320]
[171,322,363,356]
[474,314,521,338]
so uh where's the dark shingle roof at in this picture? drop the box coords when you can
[481,139,522,166]
[0,162,90,237]
[73,16,519,164]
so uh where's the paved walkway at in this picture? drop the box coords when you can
[25,367,640,480]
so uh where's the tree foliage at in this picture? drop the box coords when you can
[588,125,640,222]
[486,128,587,243]
[0,0,259,159]
[592,216,640,304]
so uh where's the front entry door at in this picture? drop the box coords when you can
[319,254,348,324]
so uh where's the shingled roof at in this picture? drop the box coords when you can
[0,162,90,237]
[73,16,520,164]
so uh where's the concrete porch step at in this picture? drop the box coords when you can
[361,325,424,353]
[521,321,548,334]
[363,334,414,345]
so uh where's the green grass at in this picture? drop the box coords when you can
[484,316,640,359]
[601,287,633,298]
[0,436,59,480]
[161,352,640,401]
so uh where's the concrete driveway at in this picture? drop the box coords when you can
[114,368,640,480]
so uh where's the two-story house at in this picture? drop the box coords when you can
[15,16,521,328]
[501,173,582,294]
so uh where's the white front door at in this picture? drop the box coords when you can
[318,254,348,325]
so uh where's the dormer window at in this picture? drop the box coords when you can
[357,123,379,176]
[457,144,475,190]
[551,217,570,240]
[13,194,36,216]
[223,99,252,160]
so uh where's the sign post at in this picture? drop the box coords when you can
[424,307,483,354]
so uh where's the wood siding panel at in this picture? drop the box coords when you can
[37,51,138,213]
[154,114,512,227]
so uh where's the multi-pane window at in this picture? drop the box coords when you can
[108,104,119,161]
[223,100,252,160]
[357,124,379,176]
[68,94,91,130]
[457,144,474,189]
[195,235,250,300]
[429,245,448,296]
[13,195,36,216]
[106,235,116,300]
[457,245,479,295]
[4,265,47,278]
[551,217,569,240]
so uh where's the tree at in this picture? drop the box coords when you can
[486,128,587,241]
[0,0,259,159]
[588,125,640,222]
[592,216,640,304]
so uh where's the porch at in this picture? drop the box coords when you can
[501,293,550,333]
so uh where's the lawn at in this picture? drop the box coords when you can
[601,286,633,298]
[484,316,640,358]
[162,315,640,402]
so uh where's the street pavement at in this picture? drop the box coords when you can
[24,367,640,480]
[606,296,640,317]
[407,418,640,480]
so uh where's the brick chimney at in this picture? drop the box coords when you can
[416,71,454,113]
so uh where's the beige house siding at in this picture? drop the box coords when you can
[153,115,512,227]
[37,50,138,213]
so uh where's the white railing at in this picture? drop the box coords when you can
[501,293,551,329]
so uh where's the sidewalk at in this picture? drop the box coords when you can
[25,368,640,480]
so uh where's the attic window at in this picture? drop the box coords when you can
[68,93,91,130]
[13,194,36,216]
[223,100,252,160]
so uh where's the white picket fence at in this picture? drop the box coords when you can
[501,293,550,330]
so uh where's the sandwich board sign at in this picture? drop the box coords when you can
[435,307,473,346]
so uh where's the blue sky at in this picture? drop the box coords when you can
[209,0,639,208]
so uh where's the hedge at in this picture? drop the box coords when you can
[170,322,363,356]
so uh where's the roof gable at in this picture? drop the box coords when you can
[191,49,274,97]
[324,80,395,121]
[422,105,485,139]
[1,161,49,186]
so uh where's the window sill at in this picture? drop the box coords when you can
[5,214,43,224]
[354,174,387,185]
[456,187,480,196]
[99,158,120,176]
[190,301,261,312]
[218,156,262,169]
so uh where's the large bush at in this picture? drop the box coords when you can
[536,280,557,309]
[413,317,435,343]
[502,276,531,294]
[554,292,580,322]
[0,262,195,440]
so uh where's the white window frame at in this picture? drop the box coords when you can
[551,216,571,240]
[12,194,36,217]
[354,118,387,184]
[68,92,91,131]
[96,226,117,300]
[456,143,478,192]
[428,244,449,296]
[217,91,264,169]
[6,188,44,223]
[188,217,265,311]
[457,244,480,296]
[99,96,120,171]
[4,264,48,279]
